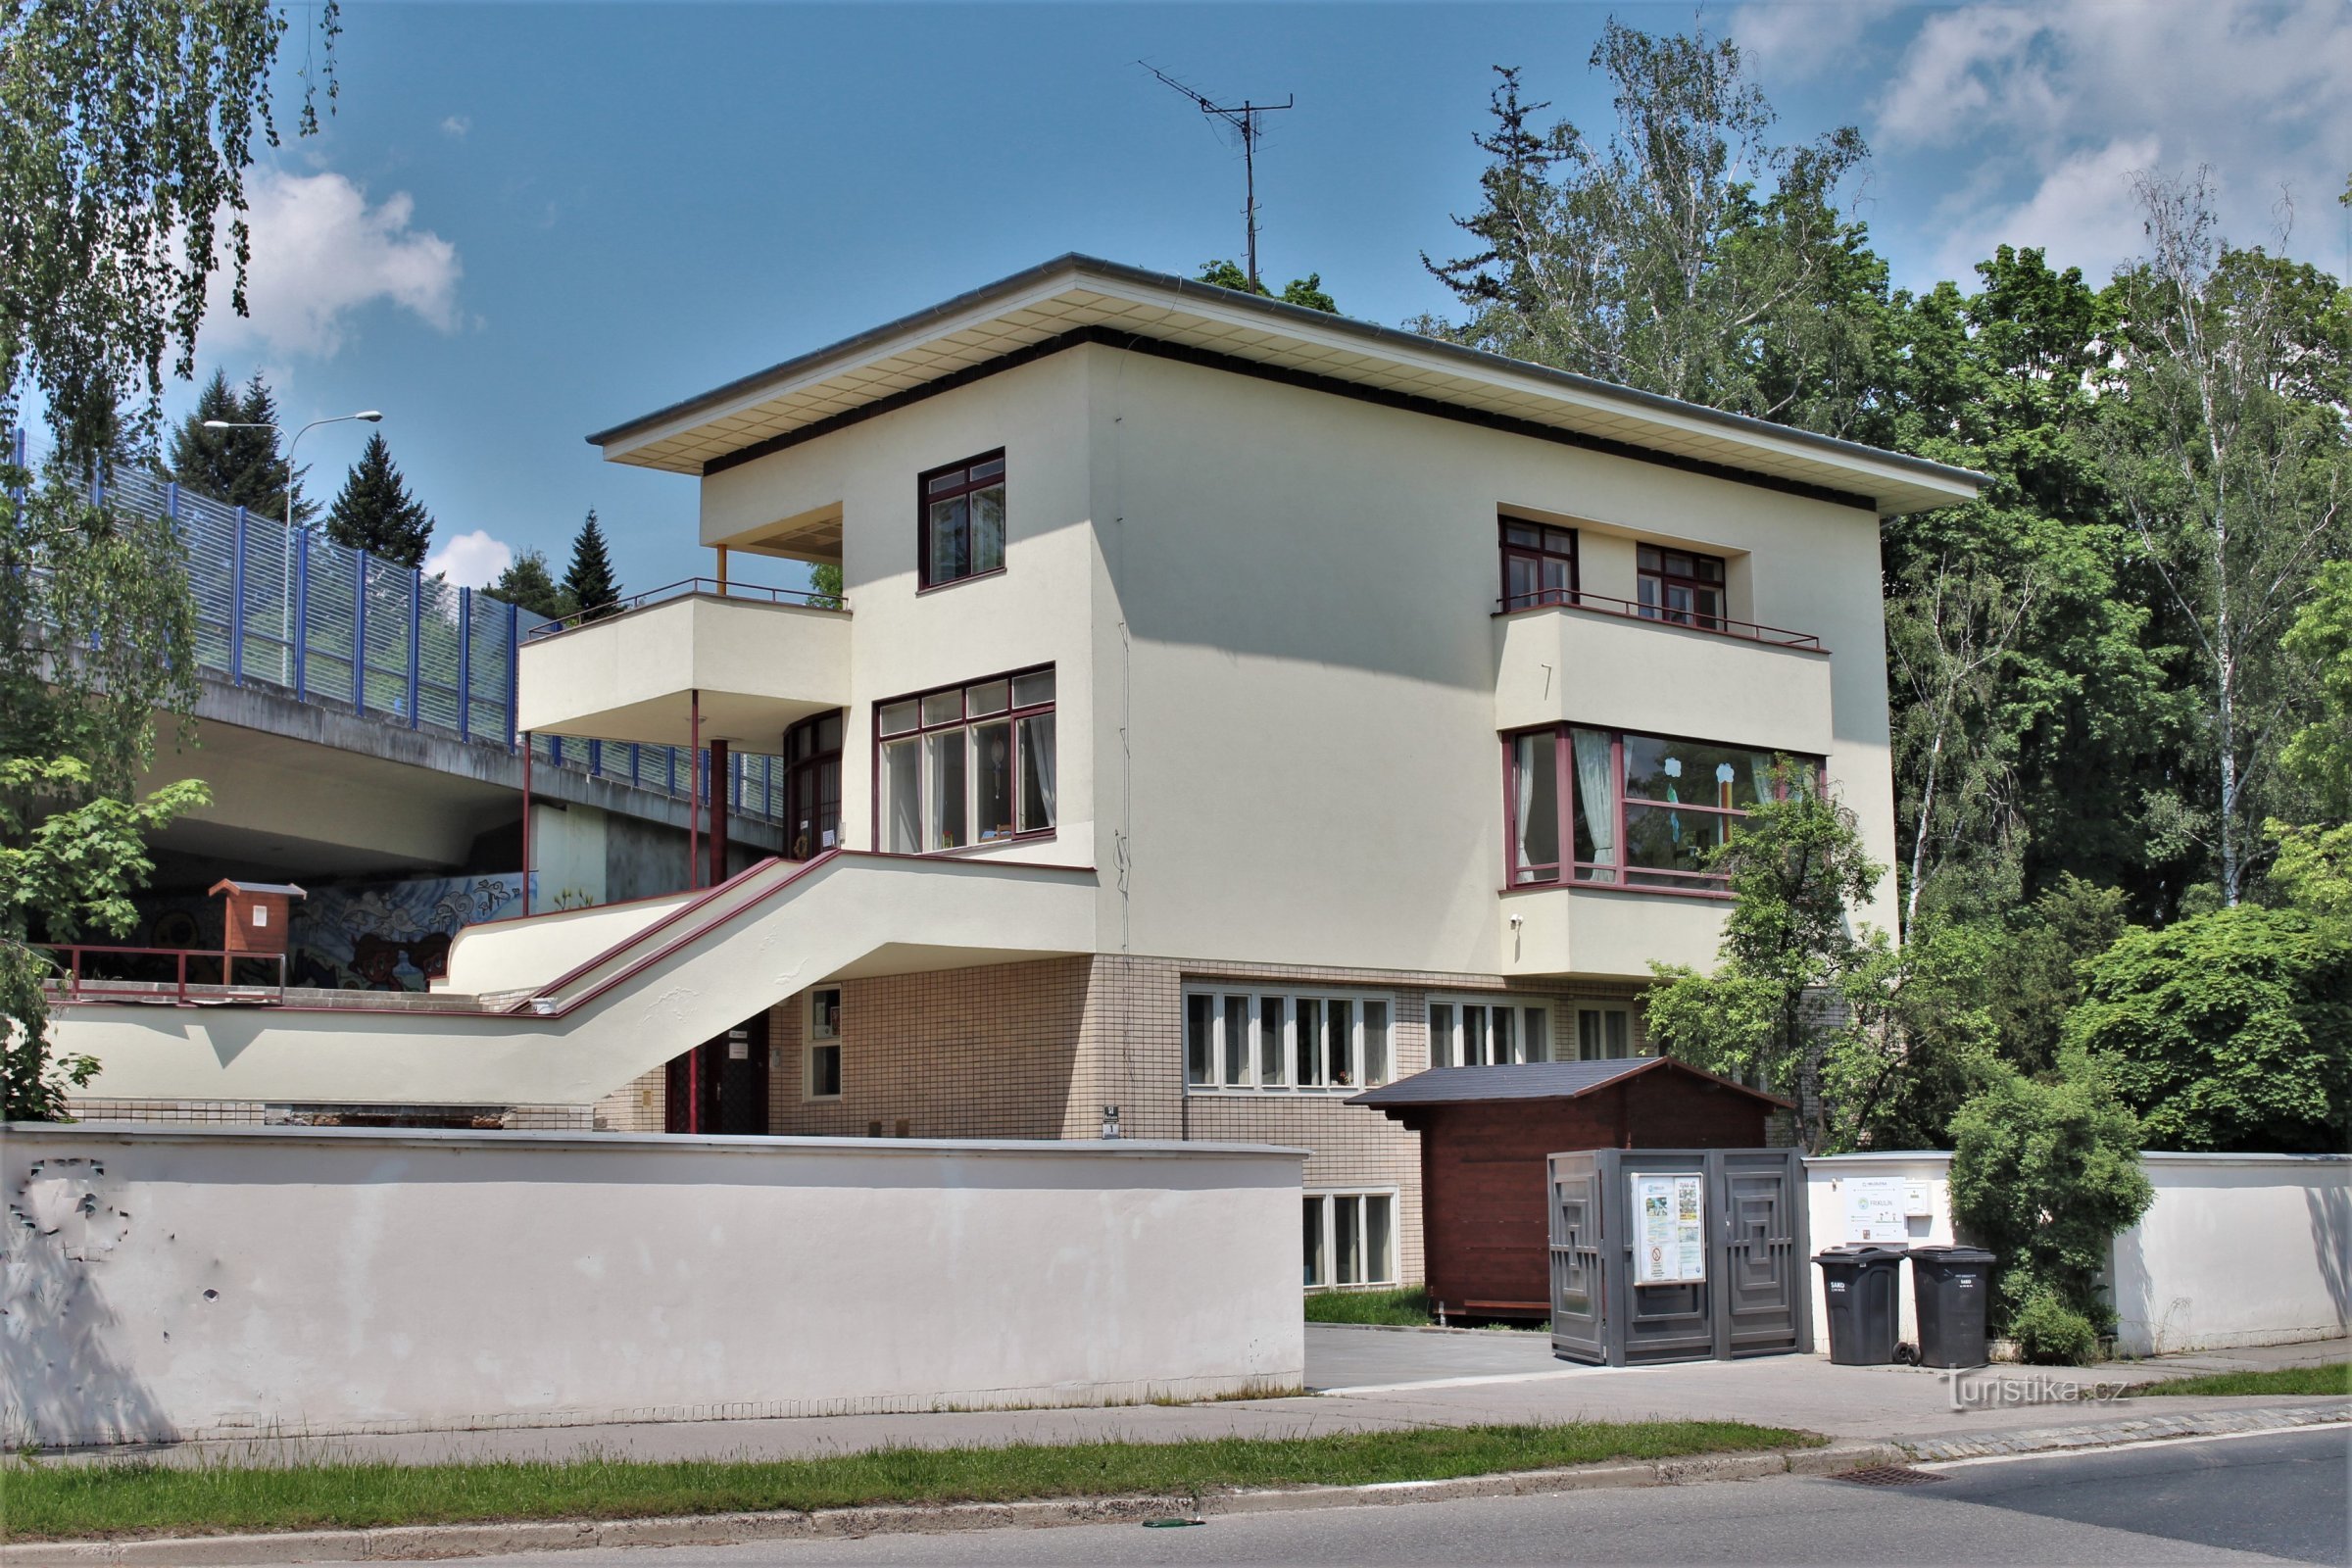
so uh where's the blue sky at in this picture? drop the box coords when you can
[169,1,2352,596]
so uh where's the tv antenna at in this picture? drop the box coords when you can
[1143,63,1293,291]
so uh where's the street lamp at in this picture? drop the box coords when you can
[202,410,383,536]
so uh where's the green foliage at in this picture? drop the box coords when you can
[562,510,620,620]
[323,431,433,567]
[1982,875,2132,1077]
[2065,905,2351,1153]
[808,561,844,611]
[2,0,336,454]
[2096,172,2352,905]
[1301,1287,1432,1326]
[2008,1292,2100,1366]
[2268,820,2352,919]
[1196,260,1339,314]
[488,548,572,624]
[1420,26,1878,437]
[0,466,212,1120]
[2278,559,2352,820]
[1643,764,1885,1151]
[1820,919,2001,1152]
[2133,1360,2352,1397]
[164,369,317,525]
[1948,1059,2152,1336]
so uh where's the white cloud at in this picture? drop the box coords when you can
[1874,0,2352,282]
[200,170,462,359]
[440,115,470,139]
[424,529,512,589]
[1728,3,1877,83]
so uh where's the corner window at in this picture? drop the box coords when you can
[877,667,1055,853]
[1429,997,1550,1066]
[1184,987,1393,1093]
[918,451,1006,589]
[1500,518,1578,611]
[806,986,843,1099]
[784,710,843,861]
[1304,1192,1396,1288]
[1638,546,1725,629]
[1506,727,1820,893]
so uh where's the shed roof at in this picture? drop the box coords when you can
[1348,1056,1791,1110]
[209,879,308,899]
[586,255,1984,517]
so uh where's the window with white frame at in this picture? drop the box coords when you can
[1576,1005,1642,1060]
[806,986,843,1099]
[1428,996,1551,1066]
[876,667,1056,853]
[1304,1192,1397,1288]
[1184,987,1393,1093]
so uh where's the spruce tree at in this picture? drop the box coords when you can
[490,548,572,622]
[164,368,317,524]
[323,431,434,566]
[562,510,621,619]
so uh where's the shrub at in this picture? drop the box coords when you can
[1948,1058,2153,1335]
[2010,1292,2100,1365]
[2067,905,2352,1153]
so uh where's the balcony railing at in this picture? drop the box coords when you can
[37,943,288,1004]
[1494,589,1824,652]
[523,576,847,642]
[9,431,790,823]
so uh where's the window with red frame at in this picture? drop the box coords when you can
[783,710,843,860]
[918,452,1006,589]
[1504,726,1820,892]
[1500,518,1579,610]
[1638,546,1726,629]
[876,667,1055,853]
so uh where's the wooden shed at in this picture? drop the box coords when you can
[1350,1058,1790,1320]
[208,879,307,956]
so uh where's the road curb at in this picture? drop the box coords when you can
[11,1410,2338,1566]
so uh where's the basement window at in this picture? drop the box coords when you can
[1304,1192,1396,1289]
[1184,987,1394,1093]
[1428,997,1550,1066]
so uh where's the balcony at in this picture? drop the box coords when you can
[1493,595,1834,758]
[516,579,850,746]
[1498,880,1729,980]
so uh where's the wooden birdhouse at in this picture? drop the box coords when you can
[209,879,307,956]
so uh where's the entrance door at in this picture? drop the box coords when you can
[662,1013,771,1134]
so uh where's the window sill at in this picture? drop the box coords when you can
[1499,876,1733,903]
[906,828,1058,858]
[915,565,1008,597]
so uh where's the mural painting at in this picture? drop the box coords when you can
[287,873,531,991]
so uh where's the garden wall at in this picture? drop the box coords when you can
[1,1123,1306,1446]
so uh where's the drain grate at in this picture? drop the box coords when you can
[1837,1466,1946,1488]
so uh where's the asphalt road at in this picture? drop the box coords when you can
[457,1426,2352,1567]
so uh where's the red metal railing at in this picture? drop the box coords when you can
[523,577,848,642]
[37,945,289,1004]
[1494,590,1823,651]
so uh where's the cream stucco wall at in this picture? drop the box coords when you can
[2,1124,1305,1445]
[1082,346,1902,976]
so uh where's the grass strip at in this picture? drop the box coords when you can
[1304,1288,1435,1326]
[2128,1361,2351,1398]
[3,1420,1817,1541]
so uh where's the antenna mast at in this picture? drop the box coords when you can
[1144,64,1293,291]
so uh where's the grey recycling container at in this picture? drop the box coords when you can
[1907,1245,1995,1368]
[1814,1245,1905,1366]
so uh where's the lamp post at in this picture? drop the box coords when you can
[202,410,383,537]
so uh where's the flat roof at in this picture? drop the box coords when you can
[588,254,1984,517]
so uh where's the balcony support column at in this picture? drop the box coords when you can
[708,738,730,888]
[688,688,702,891]
[520,732,534,916]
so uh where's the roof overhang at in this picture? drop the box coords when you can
[588,255,1985,518]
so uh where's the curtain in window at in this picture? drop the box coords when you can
[1751,754,1778,809]
[1573,728,1616,874]
[1513,733,1557,880]
[1021,713,1056,830]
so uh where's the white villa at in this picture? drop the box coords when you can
[54,256,1981,1290]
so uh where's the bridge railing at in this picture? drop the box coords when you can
[11,433,786,824]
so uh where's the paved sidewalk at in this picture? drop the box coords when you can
[49,1331,2343,1471]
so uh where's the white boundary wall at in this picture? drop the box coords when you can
[1804,1152,2350,1358]
[2,1124,1306,1446]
